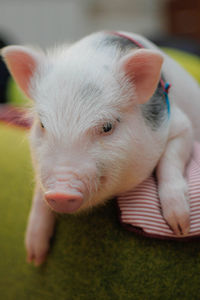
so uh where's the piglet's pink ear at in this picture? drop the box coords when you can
[1,46,42,99]
[121,49,164,104]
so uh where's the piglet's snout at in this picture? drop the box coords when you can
[45,191,83,213]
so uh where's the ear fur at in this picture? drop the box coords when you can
[1,46,43,99]
[120,49,164,104]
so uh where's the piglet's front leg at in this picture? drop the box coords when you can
[25,184,56,266]
[156,107,193,236]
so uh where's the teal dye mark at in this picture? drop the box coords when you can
[164,82,171,118]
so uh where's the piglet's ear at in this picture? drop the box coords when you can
[120,49,164,104]
[1,46,43,99]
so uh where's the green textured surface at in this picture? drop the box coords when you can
[0,124,200,300]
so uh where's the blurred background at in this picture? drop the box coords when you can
[0,0,200,47]
[0,0,200,105]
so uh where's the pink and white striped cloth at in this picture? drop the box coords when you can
[118,142,200,240]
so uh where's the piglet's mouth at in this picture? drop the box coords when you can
[45,190,84,213]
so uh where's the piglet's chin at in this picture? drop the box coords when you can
[45,190,84,213]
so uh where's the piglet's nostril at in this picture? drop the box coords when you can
[68,199,76,203]
[47,198,57,206]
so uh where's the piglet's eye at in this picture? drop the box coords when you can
[40,122,45,129]
[103,122,112,132]
[100,122,114,135]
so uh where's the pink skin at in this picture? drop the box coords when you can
[42,170,86,214]
[45,191,83,213]
[25,185,56,266]
[38,162,98,214]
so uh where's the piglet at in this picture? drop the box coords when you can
[1,31,200,265]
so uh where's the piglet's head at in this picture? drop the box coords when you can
[1,43,164,214]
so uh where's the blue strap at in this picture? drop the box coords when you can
[163,82,171,118]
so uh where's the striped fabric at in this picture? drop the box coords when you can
[118,142,200,240]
